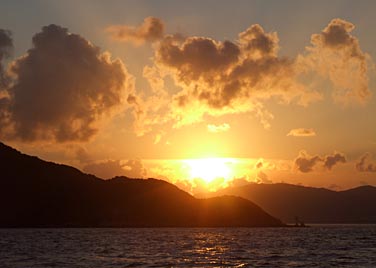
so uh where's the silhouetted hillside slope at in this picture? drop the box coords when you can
[0,142,283,227]
[211,183,376,223]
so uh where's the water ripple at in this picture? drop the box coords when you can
[0,225,375,267]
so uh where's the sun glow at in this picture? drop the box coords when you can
[183,158,237,183]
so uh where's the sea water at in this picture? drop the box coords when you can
[0,225,375,267]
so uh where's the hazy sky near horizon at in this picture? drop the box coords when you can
[1,0,376,193]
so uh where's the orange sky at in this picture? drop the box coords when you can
[0,1,375,194]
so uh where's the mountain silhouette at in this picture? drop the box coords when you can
[0,142,283,227]
[210,183,376,223]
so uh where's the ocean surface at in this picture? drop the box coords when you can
[0,225,375,267]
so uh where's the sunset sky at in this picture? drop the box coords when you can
[1,0,375,194]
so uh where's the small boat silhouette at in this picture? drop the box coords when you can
[294,216,306,227]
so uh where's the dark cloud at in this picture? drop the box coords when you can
[0,24,132,142]
[316,18,362,53]
[323,152,346,170]
[238,24,279,57]
[294,151,322,173]
[157,36,240,82]
[0,29,12,58]
[155,28,303,111]
[355,153,376,172]
[0,29,13,135]
[0,29,13,89]
[106,17,164,45]
[83,159,147,179]
[294,150,347,173]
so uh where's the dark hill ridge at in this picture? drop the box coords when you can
[0,142,283,227]
[210,183,376,223]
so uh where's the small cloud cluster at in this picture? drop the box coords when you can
[294,150,346,173]
[355,153,376,172]
[324,152,346,170]
[106,17,164,45]
[287,128,316,137]
[83,159,147,179]
[0,24,133,143]
[294,151,322,173]
[207,123,230,133]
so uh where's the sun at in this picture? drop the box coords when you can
[183,158,235,183]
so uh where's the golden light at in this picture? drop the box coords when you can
[183,158,236,183]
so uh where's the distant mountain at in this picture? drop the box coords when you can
[0,142,283,227]
[209,183,376,223]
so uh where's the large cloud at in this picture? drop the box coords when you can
[125,18,372,135]
[298,18,371,104]
[355,153,376,172]
[106,17,164,45]
[294,150,346,173]
[157,36,240,84]
[137,25,317,130]
[155,25,315,113]
[0,24,132,142]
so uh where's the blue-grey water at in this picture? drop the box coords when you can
[0,225,375,267]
